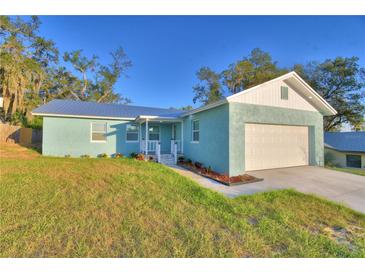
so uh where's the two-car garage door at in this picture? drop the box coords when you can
[245,123,309,171]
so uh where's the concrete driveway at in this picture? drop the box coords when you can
[246,166,365,213]
[171,165,365,213]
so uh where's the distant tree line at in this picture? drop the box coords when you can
[192,48,365,132]
[1,17,364,132]
[0,16,132,128]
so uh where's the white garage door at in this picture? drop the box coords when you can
[245,123,309,171]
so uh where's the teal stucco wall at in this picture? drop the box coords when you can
[42,117,182,157]
[182,104,230,175]
[228,102,324,176]
[42,117,140,157]
[42,102,324,176]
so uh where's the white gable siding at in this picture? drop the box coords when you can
[229,79,318,112]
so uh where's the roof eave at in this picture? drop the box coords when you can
[31,112,135,121]
[225,71,337,116]
[291,72,337,116]
[181,99,228,117]
[325,145,365,154]
[134,115,183,122]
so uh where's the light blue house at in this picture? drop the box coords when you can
[32,72,337,176]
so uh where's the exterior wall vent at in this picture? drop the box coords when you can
[281,86,289,100]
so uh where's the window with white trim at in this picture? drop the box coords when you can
[126,123,139,142]
[91,122,107,142]
[191,119,200,142]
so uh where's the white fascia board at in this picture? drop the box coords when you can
[291,72,337,116]
[31,112,135,120]
[134,115,182,122]
[226,71,337,116]
[181,99,228,117]
[226,71,296,101]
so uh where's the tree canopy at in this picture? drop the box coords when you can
[294,57,365,131]
[0,16,132,125]
[1,17,364,132]
[192,48,365,132]
[193,67,224,105]
[222,48,288,94]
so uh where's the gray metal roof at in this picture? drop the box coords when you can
[324,131,365,153]
[32,99,186,119]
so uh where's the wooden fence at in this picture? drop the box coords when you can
[0,123,42,146]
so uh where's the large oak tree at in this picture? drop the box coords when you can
[192,48,365,132]
[0,16,132,125]
[294,57,365,131]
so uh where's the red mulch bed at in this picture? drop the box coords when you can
[178,162,263,186]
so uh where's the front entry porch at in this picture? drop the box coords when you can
[136,116,184,164]
[140,139,182,155]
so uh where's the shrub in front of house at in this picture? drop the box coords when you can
[194,161,203,169]
[136,153,145,161]
[114,153,123,158]
[98,153,109,158]
[129,152,145,161]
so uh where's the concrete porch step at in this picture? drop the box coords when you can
[159,154,175,165]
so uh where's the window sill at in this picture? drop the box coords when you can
[91,140,107,143]
[126,140,139,143]
[190,141,200,144]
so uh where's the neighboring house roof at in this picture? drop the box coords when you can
[324,131,365,153]
[182,71,337,117]
[32,99,185,120]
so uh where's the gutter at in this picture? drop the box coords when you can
[31,112,135,121]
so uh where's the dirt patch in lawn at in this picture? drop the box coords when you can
[0,143,40,160]
[322,225,365,252]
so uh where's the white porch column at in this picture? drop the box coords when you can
[145,119,148,156]
[139,122,142,152]
[181,120,183,153]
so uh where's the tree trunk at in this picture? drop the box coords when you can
[81,71,87,98]
[97,91,111,103]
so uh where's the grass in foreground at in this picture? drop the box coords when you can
[1,144,365,257]
[326,166,365,176]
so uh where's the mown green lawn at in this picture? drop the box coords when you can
[326,166,365,176]
[1,144,364,257]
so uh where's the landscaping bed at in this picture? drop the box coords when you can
[178,160,263,186]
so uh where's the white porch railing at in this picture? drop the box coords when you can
[140,140,159,154]
[170,140,182,154]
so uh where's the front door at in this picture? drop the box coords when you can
[148,125,160,141]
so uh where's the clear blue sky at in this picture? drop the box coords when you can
[38,16,365,108]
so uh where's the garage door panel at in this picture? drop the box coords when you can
[245,123,309,171]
